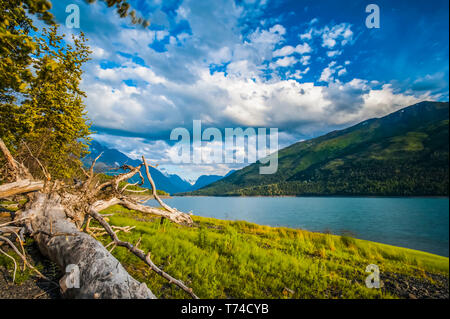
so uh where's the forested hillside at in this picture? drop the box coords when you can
[189,101,449,196]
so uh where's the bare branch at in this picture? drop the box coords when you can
[1,139,196,299]
[0,217,29,228]
[89,152,103,177]
[0,179,44,198]
[120,198,193,225]
[142,156,177,213]
[0,248,17,283]
[123,189,148,194]
[0,138,33,181]
[120,181,139,193]
[94,164,143,194]
[88,208,198,299]
[22,141,51,181]
[0,138,19,172]
[0,235,57,285]
[80,166,90,178]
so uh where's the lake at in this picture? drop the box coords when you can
[144,196,449,257]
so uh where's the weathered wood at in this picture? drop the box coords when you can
[0,179,44,198]
[142,156,175,213]
[89,204,198,299]
[0,138,33,180]
[121,198,193,224]
[0,137,197,299]
[0,139,18,172]
[17,192,156,299]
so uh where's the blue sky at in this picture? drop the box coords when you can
[47,0,449,180]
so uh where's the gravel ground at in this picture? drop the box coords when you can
[0,267,60,299]
[382,272,449,299]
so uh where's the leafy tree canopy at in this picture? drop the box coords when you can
[0,1,93,179]
[1,0,145,180]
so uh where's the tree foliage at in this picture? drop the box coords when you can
[0,0,92,179]
[84,0,150,27]
[0,0,149,180]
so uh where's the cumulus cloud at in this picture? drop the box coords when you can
[327,50,342,58]
[319,61,337,82]
[321,23,353,48]
[272,43,312,57]
[319,61,348,82]
[270,56,298,68]
[286,67,310,80]
[300,29,313,40]
[47,0,440,178]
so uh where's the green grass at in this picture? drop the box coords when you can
[92,205,449,299]
[0,238,50,284]
[1,201,447,298]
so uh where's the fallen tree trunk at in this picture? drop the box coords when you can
[0,138,196,299]
[17,192,155,298]
[0,179,44,198]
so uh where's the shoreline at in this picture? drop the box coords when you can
[189,214,450,259]
[143,196,449,257]
[173,194,450,199]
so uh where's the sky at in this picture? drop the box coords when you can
[47,0,449,181]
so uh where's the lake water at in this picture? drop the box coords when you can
[145,196,449,257]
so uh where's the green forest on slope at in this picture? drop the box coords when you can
[188,101,449,196]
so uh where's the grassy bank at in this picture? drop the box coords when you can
[96,205,448,299]
[1,203,448,298]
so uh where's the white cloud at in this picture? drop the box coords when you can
[327,50,342,57]
[294,43,312,54]
[57,0,437,178]
[321,23,353,48]
[269,24,286,35]
[270,56,298,68]
[227,59,262,78]
[319,61,337,82]
[299,55,311,65]
[300,29,313,40]
[273,45,295,57]
[337,68,347,76]
[156,30,169,41]
[90,46,108,59]
[273,43,311,57]
[319,61,348,82]
[340,84,430,125]
[287,67,310,80]
[95,63,166,85]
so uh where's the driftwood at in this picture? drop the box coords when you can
[0,179,44,197]
[0,137,196,299]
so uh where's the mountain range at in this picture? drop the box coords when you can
[186,101,449,196]
[82,141,225,194]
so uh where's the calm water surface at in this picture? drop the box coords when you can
[145,197,449,257]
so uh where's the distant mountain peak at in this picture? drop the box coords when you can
[83,141,226,194]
